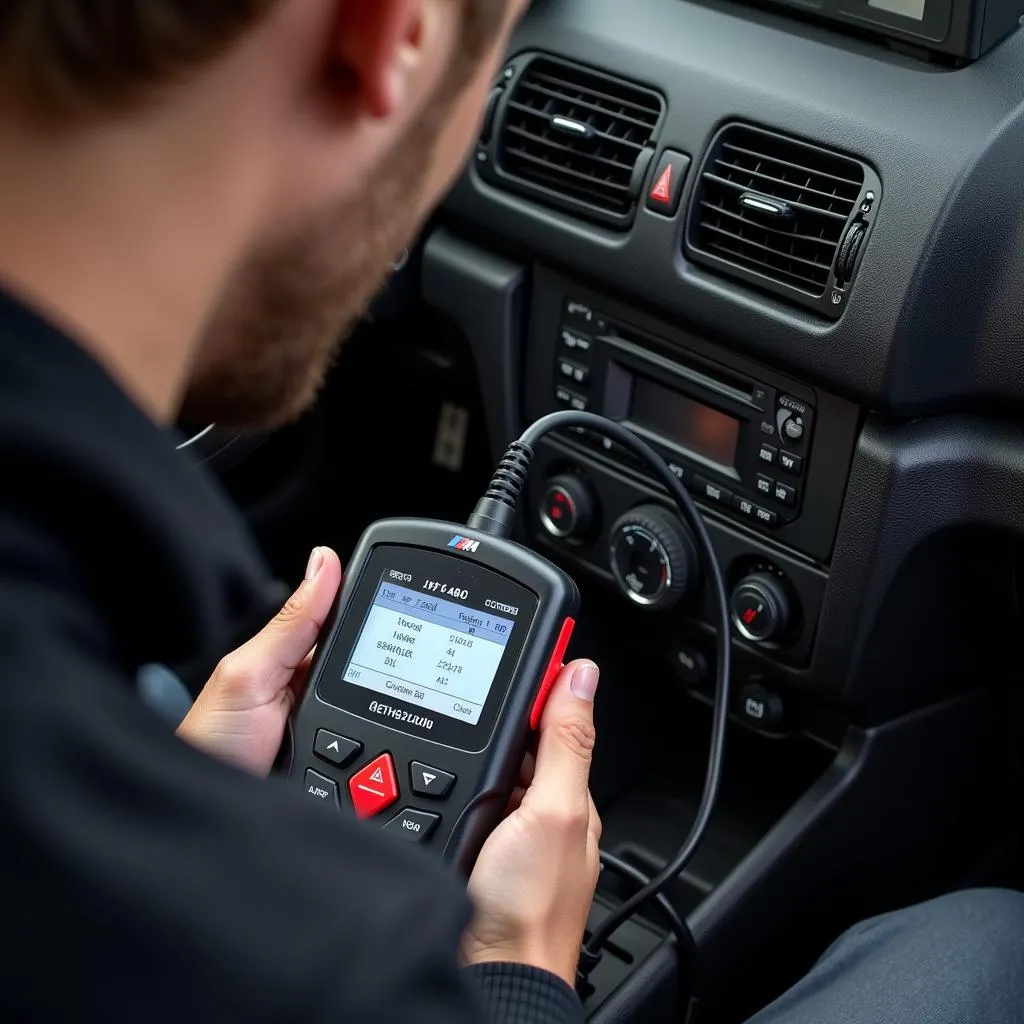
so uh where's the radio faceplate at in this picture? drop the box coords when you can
[556,307,815,533]
[525,268,861,564]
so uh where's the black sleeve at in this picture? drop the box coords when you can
[466,964,585,1024]
[0,567,575,1024]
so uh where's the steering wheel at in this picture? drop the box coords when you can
[176,423,268,473]
[176,246,416,474]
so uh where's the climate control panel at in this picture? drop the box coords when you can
[525,440,828,674]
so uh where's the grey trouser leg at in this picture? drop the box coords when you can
[747,889,1024,1024]
[137,663,194,727]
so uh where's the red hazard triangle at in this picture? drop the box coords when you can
[650,164,673,204]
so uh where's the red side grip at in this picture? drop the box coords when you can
[529,617,576,730]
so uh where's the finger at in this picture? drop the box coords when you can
[216,547,343,702]
[528,659,599,813]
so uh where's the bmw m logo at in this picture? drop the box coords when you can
[447,535,480,553]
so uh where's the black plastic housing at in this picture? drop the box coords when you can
[751,0,1024,61]
[290,518,579,874]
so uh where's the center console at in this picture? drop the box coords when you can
[523,269,860,708]
[421,229,1011,1023]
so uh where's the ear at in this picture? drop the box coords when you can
[333,0,429,120]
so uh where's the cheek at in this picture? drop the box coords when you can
[420,8,524,211]
[420,73,497,206]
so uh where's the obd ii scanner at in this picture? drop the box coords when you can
[290,444,578,874]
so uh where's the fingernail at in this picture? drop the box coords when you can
[570,661,599,702]
[305,547,324,581]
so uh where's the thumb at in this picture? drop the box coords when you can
[529,659,599,811]
[220,546,343,699]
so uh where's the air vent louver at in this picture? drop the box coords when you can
[687,125,877,317]
[487,56,663,229]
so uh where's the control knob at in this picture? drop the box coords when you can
[540,474,596,541]
[608,505,699,611]
[782,416,804,442]
[730,573,792,644]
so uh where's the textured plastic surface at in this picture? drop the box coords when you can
[687,689,1000,1019]
[421,232,527,464]
[812,414,1022,713]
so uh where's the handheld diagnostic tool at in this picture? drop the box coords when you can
[291,515,578,873]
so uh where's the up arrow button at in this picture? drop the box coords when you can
[314,729,362,768]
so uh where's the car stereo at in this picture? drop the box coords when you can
[552,300,814,533]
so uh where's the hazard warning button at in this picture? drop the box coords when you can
[645,150,691,217]
[348,753,399,819]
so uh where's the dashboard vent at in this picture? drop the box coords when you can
[485,56,664,229]
[686,124,878,318]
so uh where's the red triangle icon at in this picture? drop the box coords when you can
[650,164,673,204]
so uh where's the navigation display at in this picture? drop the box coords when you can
[342,578,515,726]
[631,374,740,467]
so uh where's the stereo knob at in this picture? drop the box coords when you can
[608,505,699,611]
[541,474,596,541]
[730,573,792,644]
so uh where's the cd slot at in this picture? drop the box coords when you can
[600,328,757,409]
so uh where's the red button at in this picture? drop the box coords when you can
[650,163,673,204]
[529,617,576,729]
[348,753,399,820]
[645,151,690,217]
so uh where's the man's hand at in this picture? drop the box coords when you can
[464,659,601,989]
[177,546,343,776]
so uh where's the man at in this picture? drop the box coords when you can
[0,2,600,1022]
[0,3,1021,1023]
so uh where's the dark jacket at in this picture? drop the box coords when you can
[0,290,581,1024]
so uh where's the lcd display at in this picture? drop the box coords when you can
[631,375,740,467]
[868,0,926,19]
[342,579,515,726]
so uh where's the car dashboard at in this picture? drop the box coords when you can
[415,0,1024,1018]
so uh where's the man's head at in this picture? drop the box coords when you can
[0,0,525,427]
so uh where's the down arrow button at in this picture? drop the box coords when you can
[410,761,456,799]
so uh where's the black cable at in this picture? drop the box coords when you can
[597,851,692,955]
[595,851,698,1005]
[469,410,731,971]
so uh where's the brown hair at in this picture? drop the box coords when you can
[0,0,507,122]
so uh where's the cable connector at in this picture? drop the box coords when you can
[466,441,533,538]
